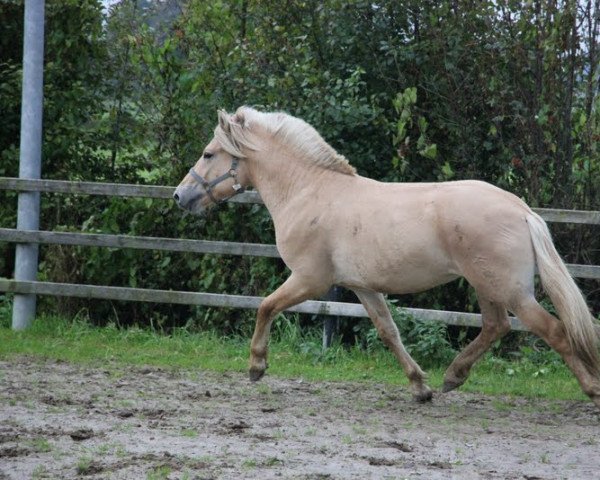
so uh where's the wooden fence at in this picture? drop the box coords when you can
[1,176,600,332]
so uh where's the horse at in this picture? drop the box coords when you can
[174,106,600,409]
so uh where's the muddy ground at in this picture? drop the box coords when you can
[0,357,598,479]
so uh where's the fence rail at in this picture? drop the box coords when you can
[0,228,598,279]
[2,177,600,224]
[0,279,527,331]
[0,228,281,258]
[1,176,599,332]
[0,177,261,203]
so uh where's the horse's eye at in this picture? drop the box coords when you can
[203,152,214,159]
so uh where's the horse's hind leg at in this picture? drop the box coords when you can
[443,295,511,393]
[353,289,432,402]
[249,273,328,381]
[511,296,600,408]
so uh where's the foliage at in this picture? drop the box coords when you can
[0,0,599,336]
[363,303,457,369]
[391,87,439,179]
[0,294,12,328]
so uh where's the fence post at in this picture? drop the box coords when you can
[12,0,45,330]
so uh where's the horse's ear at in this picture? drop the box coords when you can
[230,108,246,128]
[217,109,231,134]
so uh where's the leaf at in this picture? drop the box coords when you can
[407,87,417,104]
[440,160,454,178]
[420,143,438,160]
[202,271,216,289]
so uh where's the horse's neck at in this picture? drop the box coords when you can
[247,153,335,220]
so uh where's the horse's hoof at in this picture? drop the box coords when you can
[248,368,265,382]
[412,388,433,403]
[441,380,463,393]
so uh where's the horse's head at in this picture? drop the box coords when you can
[173,109,253,214]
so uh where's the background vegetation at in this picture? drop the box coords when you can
[1,1,599,354]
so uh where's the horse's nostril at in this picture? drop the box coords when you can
[173,192,180,203]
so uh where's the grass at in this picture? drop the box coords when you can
[147,465,172,480]
[27,438,52,453]
[0,312,587,403]
[180,428,198,438]
[31,465,49,479]
[75,455,94,475]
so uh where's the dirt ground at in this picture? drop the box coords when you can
[1,357,599,480]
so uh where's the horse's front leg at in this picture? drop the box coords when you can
[353,289,433,402]
[249,274,328,381]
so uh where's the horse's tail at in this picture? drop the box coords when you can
[526,212,600,375]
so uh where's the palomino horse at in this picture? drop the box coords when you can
[174,106,600,408]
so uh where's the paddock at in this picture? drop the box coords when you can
[1,356,598,479]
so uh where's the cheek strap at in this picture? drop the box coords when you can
[188,157,244,204]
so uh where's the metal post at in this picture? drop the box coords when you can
[321,286,342,349]
[12,0,45,330]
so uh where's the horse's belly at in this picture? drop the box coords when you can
[333,244,460,294]
[351,270,459,294]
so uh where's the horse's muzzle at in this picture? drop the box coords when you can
[173,185,203,211]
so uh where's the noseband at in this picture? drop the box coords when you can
[188,157,245,205]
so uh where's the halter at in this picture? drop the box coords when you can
[188,157,245,205]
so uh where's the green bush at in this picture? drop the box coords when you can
[353,302,457,369]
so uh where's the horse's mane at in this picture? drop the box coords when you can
[215,106,357,176]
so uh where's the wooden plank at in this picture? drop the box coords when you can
[0,177,263,204]
[0,279,528,331]
[0,279,363,315]
[0,228,280,258]
[535,208,600,225]
[565,264,600,280]
[0,177,173,198]
[2,178,600,224]
[2,229,598,279]
[404,306,525,331]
